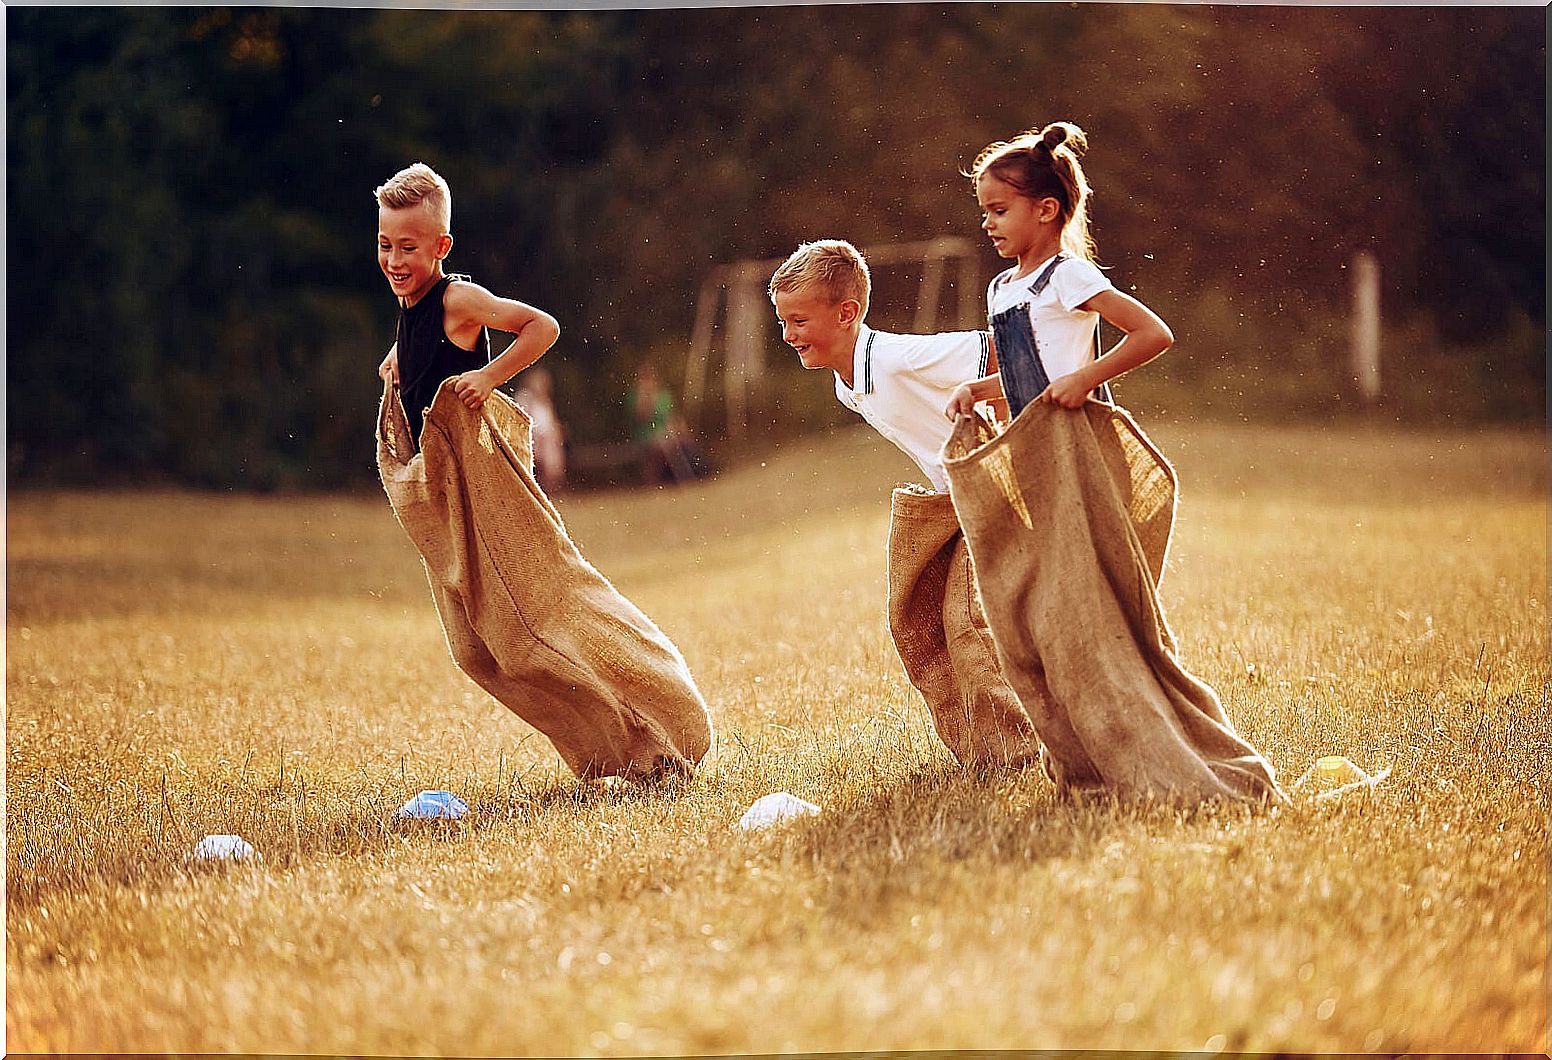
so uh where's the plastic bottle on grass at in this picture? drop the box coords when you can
[188,834,261,862]
[396,790,469,820]
[737,792,821,830]
[1292,755,1390,801]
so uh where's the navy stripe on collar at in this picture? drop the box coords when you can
[862,330,877,395]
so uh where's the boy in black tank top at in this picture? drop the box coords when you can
[374,163,559,449]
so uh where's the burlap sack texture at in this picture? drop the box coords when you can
[887,487,1046,769]
[942,403,1285,805]
[376,378,714,780]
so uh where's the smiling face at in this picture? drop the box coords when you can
[377,203,451,306]
[976,171,1060,268]
[773,286,860,376]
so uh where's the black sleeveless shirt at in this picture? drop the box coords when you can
[396,273,490,447]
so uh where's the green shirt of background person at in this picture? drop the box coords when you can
[629,364,678,443]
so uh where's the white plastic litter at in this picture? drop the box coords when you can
[737,792,821,831]
[188,834,260,862]
[1291,755,1392,802]
[396,790,469,820]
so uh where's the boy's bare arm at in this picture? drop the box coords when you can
[378,342,399,384]
[982,332,1010,421]
[444,282,562,410]
[945,373,1006,420]
[939,332,1009,421]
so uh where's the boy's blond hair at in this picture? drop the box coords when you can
[374,162,452,233]
[768,239,871,314]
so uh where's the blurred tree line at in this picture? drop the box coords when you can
[7,5,1544,488]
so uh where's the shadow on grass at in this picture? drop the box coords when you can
[766,760,1268,927]
[7,553,425,625]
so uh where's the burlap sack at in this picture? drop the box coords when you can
[942,403,1284,805]
[376,378,714,780]
[886,487,1044,769]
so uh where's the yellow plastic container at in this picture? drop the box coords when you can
[1292,754,1378,796]
[1316,755,1369,786]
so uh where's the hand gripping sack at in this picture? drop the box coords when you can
[377,379,714,780]
[942,404,1284,805]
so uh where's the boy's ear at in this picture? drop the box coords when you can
[435,233,454,260]
[838,298,862,326]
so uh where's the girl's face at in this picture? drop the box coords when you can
[976,171,1060,264]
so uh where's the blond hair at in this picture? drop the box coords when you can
[374,162,452,233]
[971,121,1094,262]
[768,239,871,315]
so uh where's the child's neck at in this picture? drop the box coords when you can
[401,265,446,309]
[1014,235,1063,279]
[829,321,864,389]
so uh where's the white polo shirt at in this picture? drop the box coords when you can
[987,255,1113,384]
[833,324,992,492]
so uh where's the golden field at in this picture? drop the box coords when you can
[5,418,1547,1054]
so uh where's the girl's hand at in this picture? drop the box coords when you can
[1039,371,1092,409]
[944,383,980,420]
[378,345,399,385]
[453,369,497,410]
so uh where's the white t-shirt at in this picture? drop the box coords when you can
[986,255,1114,384]
[833,325,991,492]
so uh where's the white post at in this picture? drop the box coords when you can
[958,252,979,330]
[914,253,944,333]
[723,264,767,440]
[683,270,723,418]
[1351,251,1381,403]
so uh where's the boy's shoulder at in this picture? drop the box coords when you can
[441,273,490,318]
[870,326,989,379]
[870,326,987,351]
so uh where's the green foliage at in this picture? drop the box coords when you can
[6,6,1544,486]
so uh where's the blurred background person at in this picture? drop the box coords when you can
[513,366,567,493]
[629,363,703,485]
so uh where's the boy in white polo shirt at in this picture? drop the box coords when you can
[769,239,1043,771]
[769,239,990,492]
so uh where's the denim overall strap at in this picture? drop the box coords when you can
[989,255,1112,419]
[989,254,1065,420]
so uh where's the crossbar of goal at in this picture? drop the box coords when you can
[683,237,981,436]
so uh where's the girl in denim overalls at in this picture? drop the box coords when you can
[945,122,1174,421]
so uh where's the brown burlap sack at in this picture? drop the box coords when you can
[942,403,1285,805]
[886,487,1044,769]
[376,378,713,780]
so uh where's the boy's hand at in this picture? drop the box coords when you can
[944,383,980,420]
[453,368,498,410]
[1039,371,1093,409]
[378,345,399,385]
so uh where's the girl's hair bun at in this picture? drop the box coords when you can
[1036,121,1088,158]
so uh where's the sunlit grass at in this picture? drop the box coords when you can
[6,419,1547,1054]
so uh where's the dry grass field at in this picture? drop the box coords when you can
[6,417,1547,1055]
